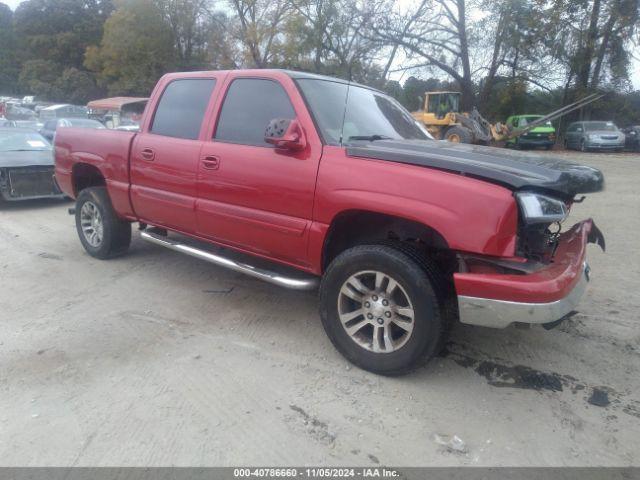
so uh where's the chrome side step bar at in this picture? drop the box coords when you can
[140,231,319,291]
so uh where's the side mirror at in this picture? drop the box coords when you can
[264,118,306,151]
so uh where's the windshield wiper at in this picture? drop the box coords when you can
[347,134,393,142]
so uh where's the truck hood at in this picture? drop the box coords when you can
[0,150,54,168]
[346,139,603,198]
[525,126,555,134]
[585,130,623,138]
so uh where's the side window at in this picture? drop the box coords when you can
[151,78,216,140]
[215,78,296,147]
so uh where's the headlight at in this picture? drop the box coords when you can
[515,192,568,224]
[589,134,598,140]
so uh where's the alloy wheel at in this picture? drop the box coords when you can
[80,201,104,247]
[337,270,415,353]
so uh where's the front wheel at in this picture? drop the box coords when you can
[444,126,473,144]
[319,245,448,375]
[75,186,131,259]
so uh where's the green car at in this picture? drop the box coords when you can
[505,115,556,150]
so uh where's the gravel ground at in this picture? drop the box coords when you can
[0,150,639,466]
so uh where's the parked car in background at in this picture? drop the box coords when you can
[505,115,556,150]
[0,118,40,129]
[40,118,105,142]
[13,120,43,130]
[564,121,625,152]
[5,104,38,121]
[622,125,640,152]
[39,104,88,121]
[0,128,63,202]
[87,96,147,129]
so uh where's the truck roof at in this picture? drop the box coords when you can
[160,69,378,93]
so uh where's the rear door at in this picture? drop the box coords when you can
[130,77,218,233]
[196,74,323,267]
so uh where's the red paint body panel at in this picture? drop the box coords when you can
[195,71,323,266]
[54,128,137,218]
[455,220,594,303]
[311,146,518,259]
[54,68,594,308]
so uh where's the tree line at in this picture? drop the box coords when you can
[0,0,638,125]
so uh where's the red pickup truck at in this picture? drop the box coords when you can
[55,69,605,375]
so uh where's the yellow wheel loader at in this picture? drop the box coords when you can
[412,91,604,145]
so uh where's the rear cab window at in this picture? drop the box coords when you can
[214,78,296,147]
[151,78,217,140]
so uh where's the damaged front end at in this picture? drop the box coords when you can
[514,192,605,264]
[455,218,604,329]
[0,166,63,201]
[454,185,605,330]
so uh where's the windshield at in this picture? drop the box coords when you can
[428,94,459,116]
[521,116,552,128]
[585,122,618,132]
[296,79,432,145]
[0,131,51,152]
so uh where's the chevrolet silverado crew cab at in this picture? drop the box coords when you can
[54,70,605,375]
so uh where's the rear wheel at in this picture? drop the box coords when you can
[444,126,472,144]
[75,186,131,259]
[319,245,448,375]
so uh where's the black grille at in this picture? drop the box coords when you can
[6,167,60,199]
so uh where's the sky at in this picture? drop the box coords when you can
[3,0,640,89]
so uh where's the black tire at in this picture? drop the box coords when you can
[545,144,553,151]
[319,244,448,375]
[444,126,473,144]
[75,186,131,259]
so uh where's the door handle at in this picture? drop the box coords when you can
[141,148,155,161]
[202,155,220,170]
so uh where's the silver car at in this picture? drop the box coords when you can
[564,121,625,152]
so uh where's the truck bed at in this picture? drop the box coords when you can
[54,128,138,218]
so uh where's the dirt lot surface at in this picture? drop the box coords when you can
[1,150,639,466]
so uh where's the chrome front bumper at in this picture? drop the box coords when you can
[457,263,590,329]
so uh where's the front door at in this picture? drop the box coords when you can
[196,76,322,267]
[130,78,217,233]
